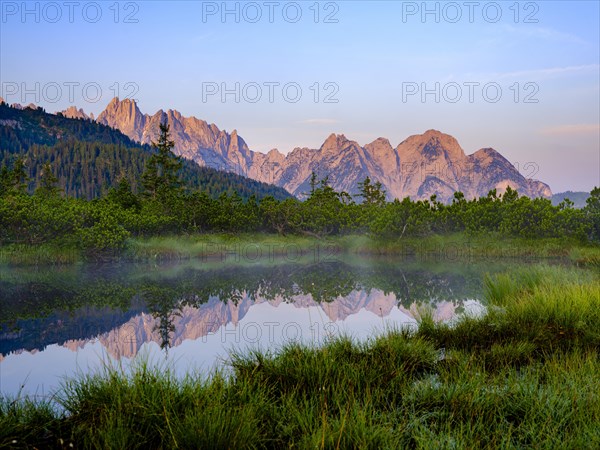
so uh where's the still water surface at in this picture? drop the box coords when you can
[1,257,504,399]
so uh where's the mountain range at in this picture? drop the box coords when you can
[93,97,552,201]
[3,97,552,201]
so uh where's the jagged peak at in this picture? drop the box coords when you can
[326,132,347,140]
[59,105,89,120]
[117,97,136,104]
[321,133,352,150]
[106,96,134,107]
[104,97,139,111]
[365,137,393,148]
[99,97,142,119]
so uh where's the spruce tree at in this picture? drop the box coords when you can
[357,176,386,206]
[0,157,29,196]
[11,157,28,194]
[141,122,182,200]
[309,171,318,196]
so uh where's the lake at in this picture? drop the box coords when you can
[1,256,520,400]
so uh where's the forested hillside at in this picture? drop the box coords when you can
[0,102,291,200]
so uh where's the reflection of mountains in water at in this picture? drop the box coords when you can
[0,304,146,357]
[1,261,486,357]
[65,288,467,360]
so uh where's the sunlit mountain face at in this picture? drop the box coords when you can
[94,98,552,202]
[0,256,516,399]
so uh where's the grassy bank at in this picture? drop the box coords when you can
[2,233,599,266]
[124,233,600,265]
[2,266,599,448]
[0,243,81,266]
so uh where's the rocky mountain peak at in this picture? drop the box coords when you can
[364,137,396,167]
[470,147,511,167]
[423,128,444,136]
[370,137,393,146]
[168,109,182,120]
[98,97,138,117]
[403,129,458,145]
[472,147,503,159]
[59,105,89,120]
[97,97,145,142]
[321,133,349,149]
[118,97,136,105]
[264,148,285,165]
[365,137,394,154]
[398,129,466,163]
[103,97,140,115]
[468,146,551,199]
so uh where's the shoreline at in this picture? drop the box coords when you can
[1,233,599,267]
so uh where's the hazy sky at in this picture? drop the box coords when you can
[1,1,599,192]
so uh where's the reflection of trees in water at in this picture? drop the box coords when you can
[149,262,483,308]
[1,260,490,353]
[140,287,183,351]
[129,262,485,351]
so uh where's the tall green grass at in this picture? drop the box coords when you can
[2,265,599,448]
[0,243,80,266]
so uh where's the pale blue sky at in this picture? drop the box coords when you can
[1,1,599,192]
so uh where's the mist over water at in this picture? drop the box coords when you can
[1,257,521,399]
